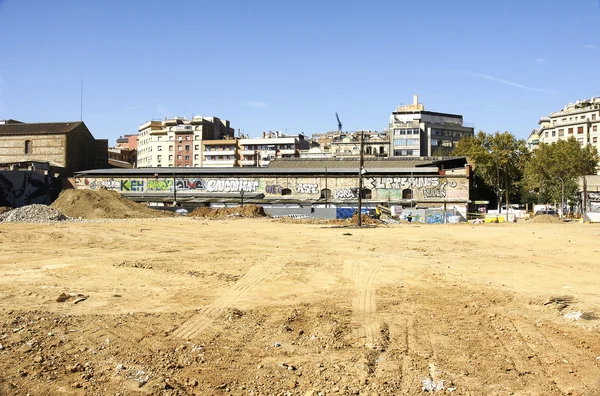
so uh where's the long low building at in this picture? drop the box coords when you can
[74,157,471,221]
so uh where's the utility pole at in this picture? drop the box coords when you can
[505,164,509,222]
[324,166,328,208]
[357,131,364,227]
[173,172,177,206]
[558,176,565,219]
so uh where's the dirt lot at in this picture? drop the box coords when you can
[1,218,600,395]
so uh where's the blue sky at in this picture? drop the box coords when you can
[1,0,599,145]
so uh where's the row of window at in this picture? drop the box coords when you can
[393,139,420,146]
[393,128,419,136]
[431,129,470,138]
[554,113,597,125]
[546,124,598,138]
[393,149,420,156]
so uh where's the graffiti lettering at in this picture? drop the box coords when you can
[368,177,442,190]
[265,185,283,195]
[206,179,259,193]
[422,182,447,199]
[147,179,173,191]
[334,188,357,199]
[121,180,144,192]
[175,179,206,191]
[296,183,319,195]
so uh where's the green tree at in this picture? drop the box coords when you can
[524,137,598,206]
[453,131,530,210]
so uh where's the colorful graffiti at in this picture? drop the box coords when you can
[265,185,283,195]
[147,179,174,191]
[121,180,145,192]
[206,179,259,193]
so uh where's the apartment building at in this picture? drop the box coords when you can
[202,139,239,167]
[137,116,234,167]
[389,95,474,157]
[238,131,309,167]
[533,97,600,149]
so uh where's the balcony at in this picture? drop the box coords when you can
[239,159,256,166]
[203,159,236,166]
[240,149,255,155]
[279,149,296,155]
[203,149,235,156]
[260,150,276,156]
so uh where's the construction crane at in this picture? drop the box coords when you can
[335,112,342,132]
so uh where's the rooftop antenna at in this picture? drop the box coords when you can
[80,79,83,121]
[335,112,342,132]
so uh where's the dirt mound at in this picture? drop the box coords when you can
[0,206,12,215]
[528,214,562,224]
[350,212,380,225]
[51,189,173,219]
[190,204,268,219]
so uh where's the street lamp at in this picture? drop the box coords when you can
[240,189,245,208]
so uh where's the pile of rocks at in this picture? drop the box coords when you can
[0,204,70,223]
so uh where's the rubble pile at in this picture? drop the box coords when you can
[190,204,268,219]
[0,204,70,223]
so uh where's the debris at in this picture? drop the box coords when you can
[422,378,445,392]
[0,204,70,223]
[544,295,575,310]
[274,342,282,348]
[56,293,89,303]
[564,311,583,321]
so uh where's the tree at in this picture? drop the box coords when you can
[453,131,530,211]
[524,137,598,208]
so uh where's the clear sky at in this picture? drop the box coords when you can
[1,0,599,145]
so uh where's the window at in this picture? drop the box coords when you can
[552,131,556,137]
[195,135,200,139]
[169,136,174,141]
[593,125,598,132]
[593,137,598,143]
[24,140,31,154]
[185,145,190,151]
[320,189,331,199]
[157,155,162,161]
[169,155,173,160]
[194,163,199,167]
[177,155,182,160]
[169,145,173,151]
[431,139,439,146]
[194,154,199,160]
[186,136,191,140]
[545,131,548,138]
[394,139,406,146]
[361,189,372,199]
[178,145,182,150]
[402,188,412,199]
[281,188,292,196]
[578,126,584,134]
[195,145,200,150]
[593,114,597,120]
[568,128,573,134]
[558,129,564,137]
[158,146,162,151]
[185,155,190,160]
[158,136,162,141]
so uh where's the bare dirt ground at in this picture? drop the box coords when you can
[1,218,600,395]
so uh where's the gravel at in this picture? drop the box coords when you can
[0,204,71,223]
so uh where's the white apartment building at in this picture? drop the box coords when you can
[534,97,600,149]
[137,116,233,168]
[389,95,474,157]
[238,131,309,167]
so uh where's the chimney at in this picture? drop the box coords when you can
[413,94,418,105]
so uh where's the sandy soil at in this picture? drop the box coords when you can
[1,218,600,395]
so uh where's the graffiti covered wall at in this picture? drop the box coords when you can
[75,172,468,202]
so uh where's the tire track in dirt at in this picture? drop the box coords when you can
[172,266,280,340]
[344,260,382,349]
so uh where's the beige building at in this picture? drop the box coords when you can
[389,95,474,157]
[202,139,239,167]
[532,97,600,154]
[137,116,234,168]
[238,131,309,167]
[0,120,108,176]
